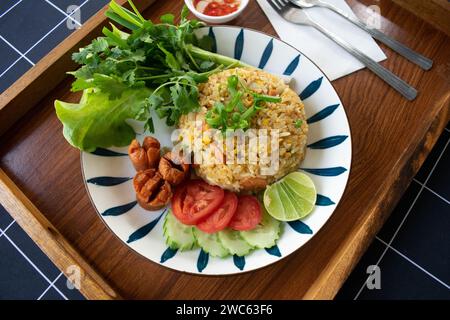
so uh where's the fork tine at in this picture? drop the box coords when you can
[267,0,282,12]
[274,0,286,7]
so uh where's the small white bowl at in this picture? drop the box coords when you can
[184,0,249,24]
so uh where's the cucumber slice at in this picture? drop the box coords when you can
[193,228,230,258]
[240,211,282,249]
[163,210,196,251]
[218,229,254,256]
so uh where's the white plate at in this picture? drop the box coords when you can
[81,26,352,275]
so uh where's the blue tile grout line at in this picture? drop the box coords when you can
[0,0,94,300]
[0,0,23,19]
[37,271,66,300]
[0,0,90,79]
[0,211,79,299]
[0,35,35,66]
[0,220,16,238]
[413,178,450,205]
[375,237,450,290]
[45,0,82,27]
[354,134,450,299]
[0,225,69,300]
[0,55,25,78]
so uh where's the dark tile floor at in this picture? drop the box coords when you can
[0,0,109,95]
[0,0,110,300]
[336,129,450,300]
[0,210,85,300]
[357,246,450,300]
[0,1,66,53]
[0,0,449,300]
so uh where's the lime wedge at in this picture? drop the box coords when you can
[263,184,286,221]
[275,183,299,221]
[263,172,317,221]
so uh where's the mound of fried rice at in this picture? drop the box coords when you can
[178,67,308,192]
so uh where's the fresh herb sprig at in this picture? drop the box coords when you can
[68,0,249,133]
[205,75,281,132]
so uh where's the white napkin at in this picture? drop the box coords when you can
[256,0,387,81]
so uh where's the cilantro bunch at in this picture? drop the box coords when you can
[66,0,248,134]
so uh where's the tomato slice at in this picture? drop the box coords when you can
[228,195,262,231]
[172,180,225,225]
[196,191,238,233]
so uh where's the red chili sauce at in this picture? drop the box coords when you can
[193,0,240,17]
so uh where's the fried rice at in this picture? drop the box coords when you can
[178,67,308,192]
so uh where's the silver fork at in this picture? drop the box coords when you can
[289,0,433,70]
[268,0,417,101]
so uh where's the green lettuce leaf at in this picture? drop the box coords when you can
[55,87,152,152]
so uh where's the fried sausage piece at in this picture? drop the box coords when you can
[137,181,172,211]
[128,137,161,171]
[128,139,149,172]
[142,136,160,150]
[143,136,161,169]
[158,152,190,186]
[133,169,172,211]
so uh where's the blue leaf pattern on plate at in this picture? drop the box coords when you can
[90,148,127,157]
[265,245,282,257]
[258,39,273,69]
[300,77,323,100]
[102,201,137,216]
[233,255,246,270]
[301,167,347,176]
[308,135,348,149]
[307,104,340,124]
[160,247,178,263]
[197,249,209,272]
[234,29,244,60]
[316,194,335,206]
[126,210,165,243]
[208,27,217,53]
[87,176,131,186]
[283,54,300,75]
[288,220,313,234]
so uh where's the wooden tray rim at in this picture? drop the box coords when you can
[0,0,449,300]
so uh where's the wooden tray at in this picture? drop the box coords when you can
[0,0,449,300]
